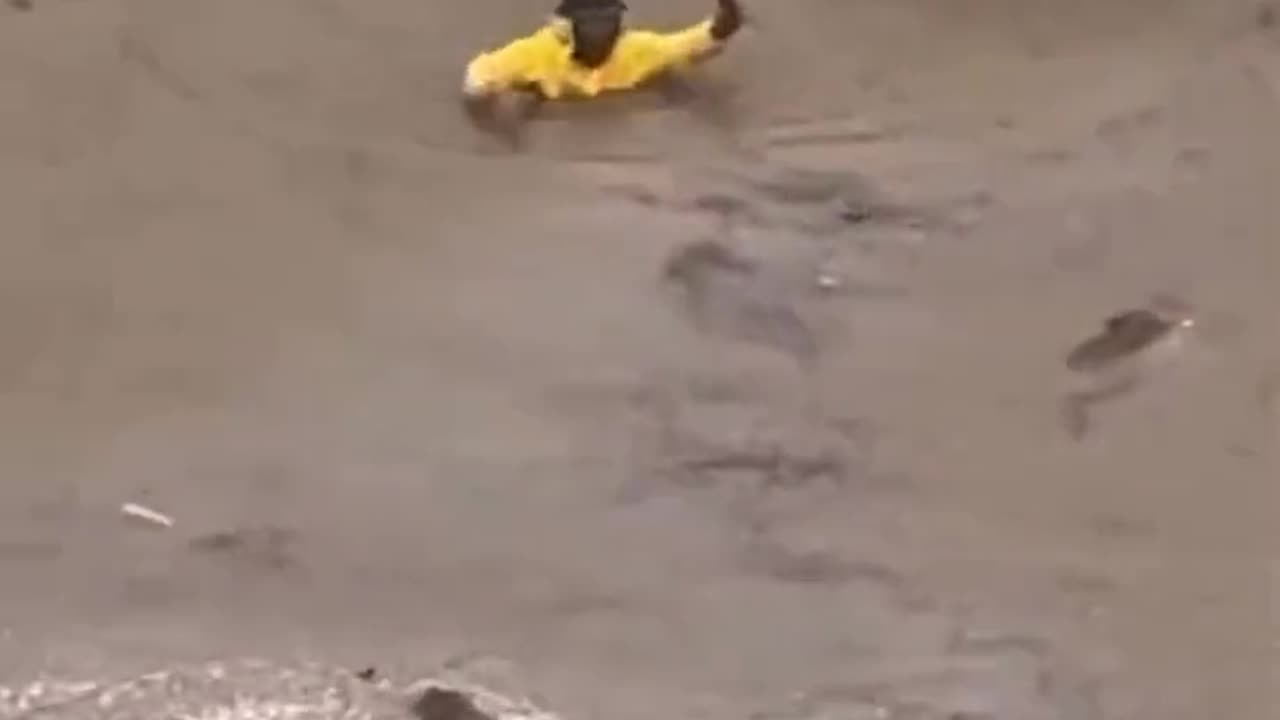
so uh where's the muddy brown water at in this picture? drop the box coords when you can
[0,1,1277,719]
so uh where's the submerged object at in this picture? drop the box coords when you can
[1060,295,1196,439]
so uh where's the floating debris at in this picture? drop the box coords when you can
[119,502,175,530]
[1060,295,1197,439]
[0,658,565,720]
[409,686,492,720]
[1063,308,1194,374]
[815,273,843,291]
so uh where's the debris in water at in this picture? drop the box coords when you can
[1060,295,1196,439]
[1064,307,1194,374]
[1258,3,1276,29]
[120,502,175,529]
[1,658,566,720]
[411,686,495,720]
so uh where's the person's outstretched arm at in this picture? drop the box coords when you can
[461,31,551,146]
[619,0,745,87]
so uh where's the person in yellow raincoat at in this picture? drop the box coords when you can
[461,0,745,143]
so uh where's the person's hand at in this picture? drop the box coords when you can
[462,90,541,151]
[493,90,542,150]
[710,0,743,41]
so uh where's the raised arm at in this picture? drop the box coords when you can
[621,0,744,83]
[709,0,744,44]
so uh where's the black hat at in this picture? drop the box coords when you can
[555,0,627,17]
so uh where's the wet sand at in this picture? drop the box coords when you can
[0,0,1277,718]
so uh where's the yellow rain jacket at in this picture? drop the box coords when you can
[463,16,723,100]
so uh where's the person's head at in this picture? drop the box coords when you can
[555,0,627,68]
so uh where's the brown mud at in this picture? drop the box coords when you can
[0,1,1277,718]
